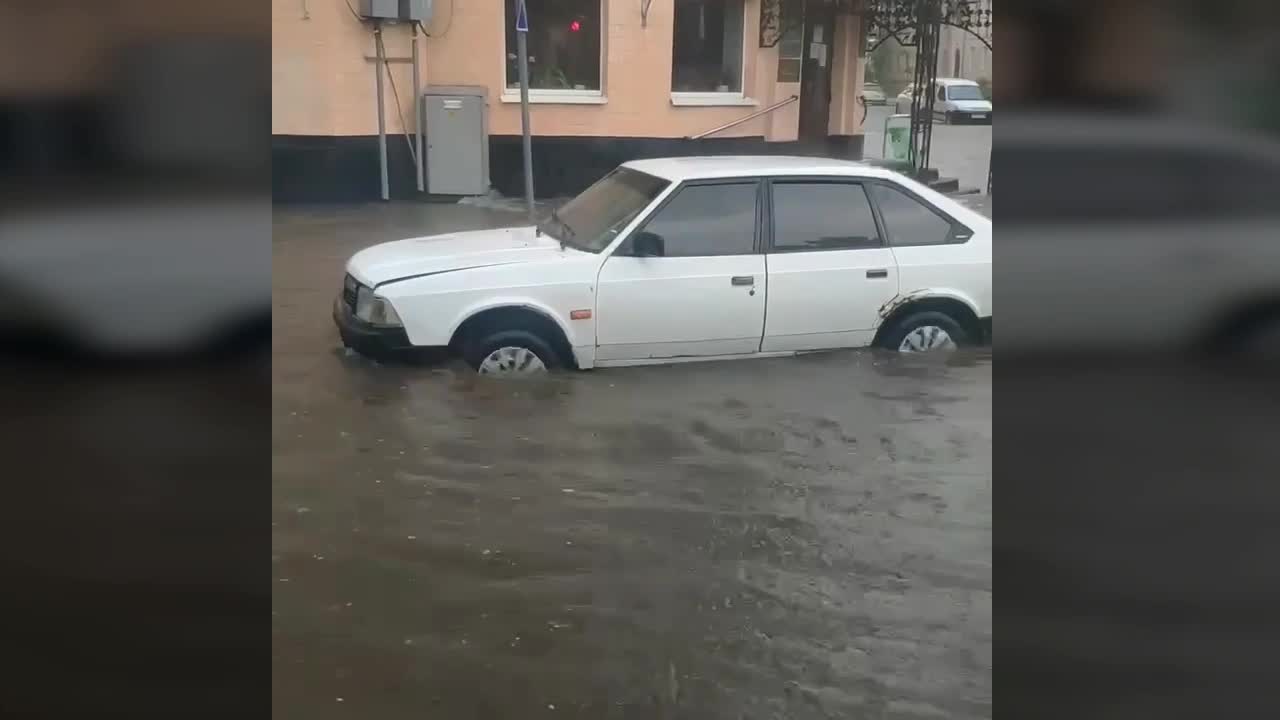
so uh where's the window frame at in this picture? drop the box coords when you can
[501,0,606,102]
[763,177,888,254]
[613,177,765,258]
[669,0,752,104]
[863,178,974,247]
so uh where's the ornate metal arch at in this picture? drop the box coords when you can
[758,1,993,175]
[763,1,992,49]
[940,21,993,52]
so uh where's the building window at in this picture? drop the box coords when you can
[672,0,745,93]
[504,0,602,92]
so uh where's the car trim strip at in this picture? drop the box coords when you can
[373,262,525,290]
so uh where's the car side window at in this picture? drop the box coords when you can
[628,182,758,257]
[937,86,947,101]
[771,182,881,251]
[869,183,959,246]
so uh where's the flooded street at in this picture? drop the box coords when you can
[273,204,992,719]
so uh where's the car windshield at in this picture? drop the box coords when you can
[538,168,670,253]
[948,85,985,101]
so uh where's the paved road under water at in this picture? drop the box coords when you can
[273,204,992,719]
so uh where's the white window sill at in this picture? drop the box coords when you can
[670,93,759,107]
[500,90,607,105]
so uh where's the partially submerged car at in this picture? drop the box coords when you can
[335,156,992,375]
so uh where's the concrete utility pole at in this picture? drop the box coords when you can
[413,21,424,193]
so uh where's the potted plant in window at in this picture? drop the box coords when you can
[535,65,571,89]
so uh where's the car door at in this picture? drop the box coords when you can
[866,179,987,313]
[595,179,766,361]
[761,178,900,352]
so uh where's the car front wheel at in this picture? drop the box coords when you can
[462,329,561,376]
[880,311,970,353]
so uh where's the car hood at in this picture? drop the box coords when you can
[950,99,992,111]
[347,225,576,287]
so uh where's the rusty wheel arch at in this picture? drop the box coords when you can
[874,294,985,347]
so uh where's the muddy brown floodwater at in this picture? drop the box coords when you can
[273,204,992,719]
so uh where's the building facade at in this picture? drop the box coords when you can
[272,0,870,202]
[937,0,991,86]
[868,37,916,97]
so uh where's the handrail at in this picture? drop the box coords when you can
[686,95,799,140]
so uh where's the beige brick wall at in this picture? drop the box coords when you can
[272,0,865,142]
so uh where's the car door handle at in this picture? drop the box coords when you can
[730,276,755,286]
[866,269,889,279]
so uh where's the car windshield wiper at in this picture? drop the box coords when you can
[549,209,577,250]
[552,209,576,240]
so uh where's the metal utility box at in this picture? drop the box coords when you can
[423,86,489,196]
[359,0,432,23]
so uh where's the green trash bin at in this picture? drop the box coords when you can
[883,114,912,163]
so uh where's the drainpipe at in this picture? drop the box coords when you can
[374,21,389,201]
[412,22,424,193]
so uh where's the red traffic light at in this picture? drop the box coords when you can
[569,20,581,32]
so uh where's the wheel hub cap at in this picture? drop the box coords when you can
[478,346,547,375]
[898,326,956,353]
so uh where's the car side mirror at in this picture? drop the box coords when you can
[631,231,665,258]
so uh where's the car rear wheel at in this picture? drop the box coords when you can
[880,311,970,354]
[462,329,561,376]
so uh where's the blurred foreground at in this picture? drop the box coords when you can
[2,0,1279,717]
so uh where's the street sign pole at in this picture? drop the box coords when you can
[516,1,535,219]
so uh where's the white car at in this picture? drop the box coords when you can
[0,200,269,357]
[998,111,1280,356]
[895,78,992,124]
[335,157,992,375]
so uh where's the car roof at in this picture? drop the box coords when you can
[935,77,979,86]
[621,155,900,182]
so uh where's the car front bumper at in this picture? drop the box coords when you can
[332,296,413,357]
[950,110,992,124]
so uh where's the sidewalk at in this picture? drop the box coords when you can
[863,106,991,195]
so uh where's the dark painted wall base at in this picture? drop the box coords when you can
[271,133,865,204]
[273,135,421,204]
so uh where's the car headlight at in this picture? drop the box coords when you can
[354,285,402,327]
